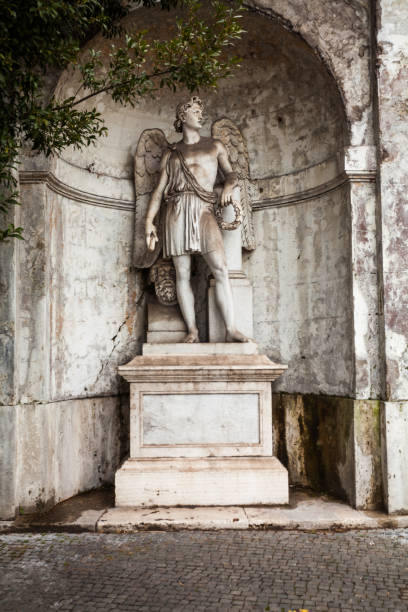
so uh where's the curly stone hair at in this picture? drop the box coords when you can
[173,96,204,133]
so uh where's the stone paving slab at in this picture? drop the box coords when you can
[27,509,107,533]
[1,530,407,611]
[98,506,249,532]
[244,498,408,530]
[98,498,408,533]
[2,487,408,534]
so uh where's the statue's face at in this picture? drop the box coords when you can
[182,102,203,130]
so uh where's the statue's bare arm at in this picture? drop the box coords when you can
[216,140,238,206]
[145,150,171,251]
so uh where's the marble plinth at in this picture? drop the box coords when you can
[116,347,288,507]
[142,341,258,355]
[116,457,288,507]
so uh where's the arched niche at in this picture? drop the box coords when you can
[246,0,373,147]
[44,7,351,399]
[55,8,348,192]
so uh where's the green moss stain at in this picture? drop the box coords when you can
[354,400,383,509]
[281,395,384,509]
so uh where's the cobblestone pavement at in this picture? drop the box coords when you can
[1,530,407,611]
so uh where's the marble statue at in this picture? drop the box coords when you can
[133,97,255,343]
[116,100,290,509]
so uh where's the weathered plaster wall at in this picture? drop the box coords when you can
[55,10,347,183]
[375,0,408,512]
[0,162,136,518]
[0,397,127,518]
[0,178,19,405]
[0,406,17,518]
[0,238,16,404]
[10,174,144,403]
[247,0,373,146]
[349,176,381,400]
[52,9,350,397]
[248,186,352,396]
[46,191,143,400]
[2,1,394,514]
[376,1,408,402]
[381,401,408,514]
[354,400,383,509]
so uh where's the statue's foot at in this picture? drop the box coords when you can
[226,328,251,343]
[184,330,200,343]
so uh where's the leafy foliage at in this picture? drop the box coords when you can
[0,0,243,241]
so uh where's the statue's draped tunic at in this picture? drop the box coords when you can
[163,149,223,258]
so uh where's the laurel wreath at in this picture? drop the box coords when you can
[214,201,242,231]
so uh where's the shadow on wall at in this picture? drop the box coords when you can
[273,393,383,511]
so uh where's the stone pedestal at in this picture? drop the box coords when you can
[116,344,289,507]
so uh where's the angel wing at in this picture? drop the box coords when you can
[211,118,256,251]
[132,129,169,268]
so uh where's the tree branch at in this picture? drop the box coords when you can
[53,67,177,111]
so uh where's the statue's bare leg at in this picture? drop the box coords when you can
[203,249,250,343]
[172,254,199,343]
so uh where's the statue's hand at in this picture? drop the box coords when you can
[146,221,158,251]
[221,185,234,207]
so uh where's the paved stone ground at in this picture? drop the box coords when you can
[1,530,407,611]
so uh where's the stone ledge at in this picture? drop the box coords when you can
[3,489,408,534]
[119,353,287,383]
[97,501,408,533]
[98,507,249,532]
[142,342,259,355]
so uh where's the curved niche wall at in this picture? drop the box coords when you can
[42,8,351,398]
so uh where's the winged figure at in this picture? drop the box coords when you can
[132,97,256,342]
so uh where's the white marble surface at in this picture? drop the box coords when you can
[148,301,186,331]
[142,341,258,355]
[115,457,289,506]
[142,392,260,445]
[0,397,122,519]
[130,380,272,458]
[100,506,249,531]
[382,401,408,513]
[208,276,253,343]
[146,301,187,343]
[146,330,186,343]
[101,493,408,532]
[219,189,243,272]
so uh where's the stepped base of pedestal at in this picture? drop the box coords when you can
[115,456,289,507]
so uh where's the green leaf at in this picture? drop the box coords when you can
[0,0,244,240]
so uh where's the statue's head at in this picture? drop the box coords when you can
[174,96,204,133]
